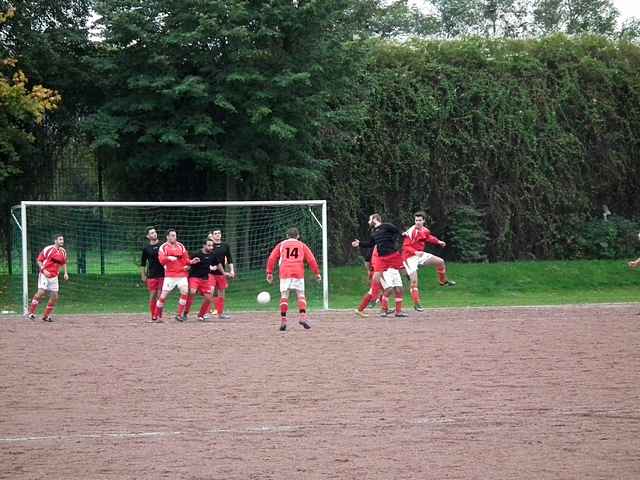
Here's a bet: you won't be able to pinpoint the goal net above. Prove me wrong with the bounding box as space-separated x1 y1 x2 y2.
9 201 328 315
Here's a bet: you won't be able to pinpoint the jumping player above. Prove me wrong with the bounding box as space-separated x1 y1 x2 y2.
352 214 408 318
208 229 235 319
403 211 456 311
156 229 190 322
140 227 164 321
185 238 224 321
27 234 68 322
266 227 321 331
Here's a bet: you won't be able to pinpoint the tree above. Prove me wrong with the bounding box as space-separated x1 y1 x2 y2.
533 0 619 36
427 0 622 38
0 1 92 269
618 16 640 41
87 0 421 201
0 0 98 197
0 7 60 188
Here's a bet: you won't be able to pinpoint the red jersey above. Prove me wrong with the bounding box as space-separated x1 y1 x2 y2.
158 241 190 277
37 245 67 278
402 225 441 260
266 239 320 279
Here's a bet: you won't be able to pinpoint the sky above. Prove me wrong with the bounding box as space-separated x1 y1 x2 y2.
612 0 640 20
409 0 640 21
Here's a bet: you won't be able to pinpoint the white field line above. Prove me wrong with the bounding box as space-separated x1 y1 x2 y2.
2 408 637 444
0 425 306 443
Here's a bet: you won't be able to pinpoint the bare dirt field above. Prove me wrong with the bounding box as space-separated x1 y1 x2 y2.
1 304 639 479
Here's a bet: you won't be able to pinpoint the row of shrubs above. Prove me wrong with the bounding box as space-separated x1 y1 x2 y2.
444 206 639 262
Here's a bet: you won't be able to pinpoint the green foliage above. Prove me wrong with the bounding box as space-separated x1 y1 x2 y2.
328 35 640 262
428 0 627 38
447 205 489 262
0 4 63 198
577 216 640 259
0 0 96 268
87 0 417 202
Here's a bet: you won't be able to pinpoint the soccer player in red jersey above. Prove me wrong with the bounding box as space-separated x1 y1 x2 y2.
266 227 321 331
156 229 191 322
207 229 235 319
140 227 165 321
403 211 456 311
185 238 224 321
352 214 408 318
27 234 69 322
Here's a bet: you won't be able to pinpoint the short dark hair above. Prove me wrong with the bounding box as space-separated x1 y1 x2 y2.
287 227 299 239
370 213 382 223
211 229 222 235
414 211 426 220
146 226 156 235
53 233 64 241
166 228 176 236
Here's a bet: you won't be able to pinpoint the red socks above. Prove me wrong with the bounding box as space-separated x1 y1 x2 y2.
410 287 420 305
280 297 289 314
198 300 210 318
437 265 447 284
297 296 307 312
395 297 403 314
29 297 39 315
216 297 225 315
358 292 372 311
43 303 55 318
177 294 188 316
184 295 195 315
381 296 389 312
148 298 157 317
155 299 165 318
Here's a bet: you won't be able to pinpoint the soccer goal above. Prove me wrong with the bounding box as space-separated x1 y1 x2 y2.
9 201 329 315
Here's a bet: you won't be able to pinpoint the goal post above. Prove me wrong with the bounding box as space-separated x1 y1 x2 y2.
12 200 329 315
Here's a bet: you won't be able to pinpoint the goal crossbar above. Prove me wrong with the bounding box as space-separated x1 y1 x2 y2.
20 200 326 207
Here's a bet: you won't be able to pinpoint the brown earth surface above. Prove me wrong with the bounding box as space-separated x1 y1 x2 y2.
1 305 639 479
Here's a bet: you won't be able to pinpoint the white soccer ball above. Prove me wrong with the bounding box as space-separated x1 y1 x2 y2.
257 291 271 304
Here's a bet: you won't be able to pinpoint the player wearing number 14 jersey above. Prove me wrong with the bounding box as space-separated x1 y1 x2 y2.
266 227 321 331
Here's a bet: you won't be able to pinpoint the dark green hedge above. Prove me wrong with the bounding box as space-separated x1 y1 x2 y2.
324 35 640 263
